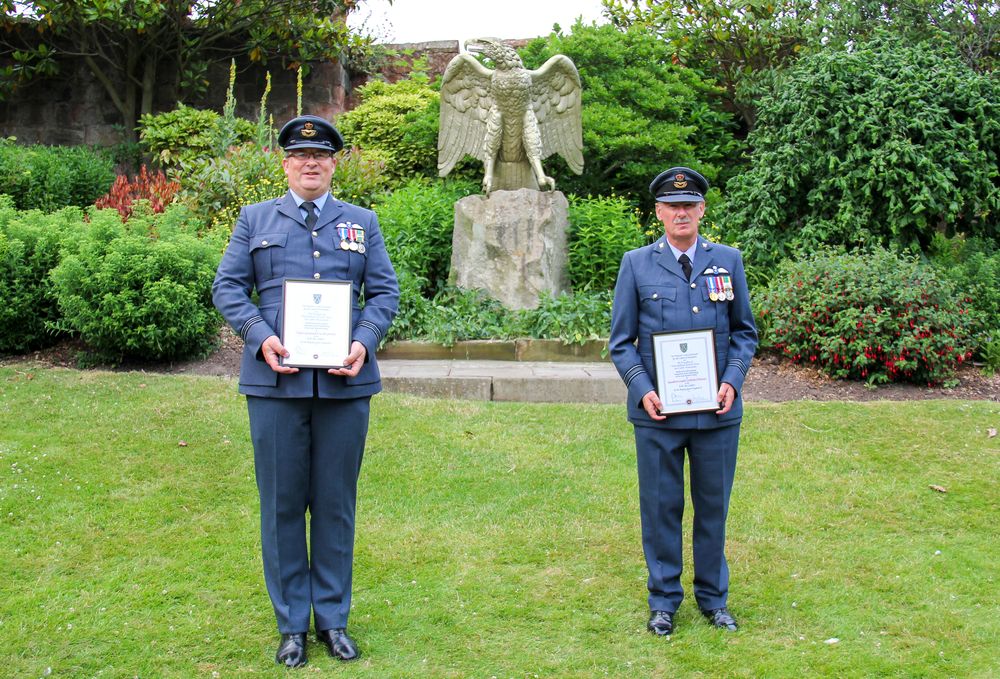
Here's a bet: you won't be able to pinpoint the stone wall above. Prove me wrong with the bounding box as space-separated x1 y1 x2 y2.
0 39 547 149
0 41 464 148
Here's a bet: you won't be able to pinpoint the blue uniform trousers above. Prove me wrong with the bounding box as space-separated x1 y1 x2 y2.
634 423 739 613
247 394 370 634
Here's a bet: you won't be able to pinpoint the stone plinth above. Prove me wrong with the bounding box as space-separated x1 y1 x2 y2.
449 189 569 309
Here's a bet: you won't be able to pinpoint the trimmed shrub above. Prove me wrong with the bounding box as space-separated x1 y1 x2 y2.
337 77 441 181
0 197 81 353
567 195 645 291
757 248 976 386
0 138 115 212
138 104 256 170
50 204 222 362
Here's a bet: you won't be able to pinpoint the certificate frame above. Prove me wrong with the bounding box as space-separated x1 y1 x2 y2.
651 328 720 415
280 279 352 369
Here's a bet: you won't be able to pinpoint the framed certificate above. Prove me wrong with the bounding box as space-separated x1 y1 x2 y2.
280 279 353 369
651 328 720 415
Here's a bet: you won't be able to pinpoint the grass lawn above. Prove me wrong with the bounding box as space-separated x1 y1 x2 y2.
1 365 998 678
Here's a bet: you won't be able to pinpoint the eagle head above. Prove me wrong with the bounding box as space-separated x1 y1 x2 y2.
464 37 523 71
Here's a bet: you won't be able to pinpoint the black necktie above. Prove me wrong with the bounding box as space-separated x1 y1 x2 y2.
678 253 692 281
301 201 317 230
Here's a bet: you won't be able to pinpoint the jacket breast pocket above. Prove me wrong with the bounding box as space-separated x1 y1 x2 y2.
639 284 676 329
249 232 288 282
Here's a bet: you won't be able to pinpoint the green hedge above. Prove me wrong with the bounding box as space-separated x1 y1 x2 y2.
0 138 115 212
0 197 82 353
50 204 223 362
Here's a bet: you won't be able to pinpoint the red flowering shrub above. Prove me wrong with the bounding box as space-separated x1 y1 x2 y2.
757 248 976 386
94 166 179 220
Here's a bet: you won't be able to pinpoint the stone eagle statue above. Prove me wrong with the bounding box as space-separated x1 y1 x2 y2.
438 38 584 195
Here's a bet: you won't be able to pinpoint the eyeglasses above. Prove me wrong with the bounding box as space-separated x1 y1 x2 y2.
286 150 334 161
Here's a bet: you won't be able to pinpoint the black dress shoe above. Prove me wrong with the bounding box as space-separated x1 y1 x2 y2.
275 632 308 667
701 607 738 631
647 610 674 636
317 628 360 661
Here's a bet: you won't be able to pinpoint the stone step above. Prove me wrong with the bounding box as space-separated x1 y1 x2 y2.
378 359 626 404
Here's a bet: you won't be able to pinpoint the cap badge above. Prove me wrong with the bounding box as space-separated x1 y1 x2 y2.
301 122 317 138
673 173 688 189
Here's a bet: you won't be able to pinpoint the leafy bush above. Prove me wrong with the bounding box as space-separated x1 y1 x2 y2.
94 166 180 220
376 178 477 295
337 77 442 181
515 290 612 345
520 21 741 206
49 204 222 362
138 103 256 170
927 234 1000 364
0 197 81 353
567 195 645 290
177 144 291 233
720 36 1000 276
758 248 976 386
387 284 612 347
179 143 389 234
0 138 115 212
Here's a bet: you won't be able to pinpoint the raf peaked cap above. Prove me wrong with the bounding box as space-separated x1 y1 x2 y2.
650 167 709 203
278 115 344 153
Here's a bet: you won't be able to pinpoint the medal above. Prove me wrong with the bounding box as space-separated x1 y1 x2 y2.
349 242 359 251
708 277 719 302
341 240 350 250
723 275 734 300
358 243 366 254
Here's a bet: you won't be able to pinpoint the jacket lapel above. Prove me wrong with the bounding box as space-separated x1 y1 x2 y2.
653 237 691 283
276 191 304 226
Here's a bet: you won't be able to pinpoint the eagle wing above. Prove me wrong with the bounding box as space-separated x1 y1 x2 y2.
529 55 584 174
438 53 493 176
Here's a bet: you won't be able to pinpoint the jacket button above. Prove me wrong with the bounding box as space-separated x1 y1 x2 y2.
690 282 696 289
261 240 268 246
312 231 318 237
692 306 700 313
313 251 320 258
652 293 658 299
313 273 321 279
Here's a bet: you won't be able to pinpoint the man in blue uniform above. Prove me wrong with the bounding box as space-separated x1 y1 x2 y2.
610 167 757 636
213 115 399 667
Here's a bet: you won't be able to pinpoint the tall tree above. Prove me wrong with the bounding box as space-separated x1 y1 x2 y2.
602 0 998 131
0 1 380 141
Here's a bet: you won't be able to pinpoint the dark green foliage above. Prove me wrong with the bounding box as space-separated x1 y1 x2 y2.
49 204 222 363
386 285 612 347
515 291 612 345
927 234 1000 366
337 78 443 182
0 197 81 353
519 21 741 207
567 195 645 291
757 248 977 386
376 178 478 296
0 139 115 212
720 37 1000 277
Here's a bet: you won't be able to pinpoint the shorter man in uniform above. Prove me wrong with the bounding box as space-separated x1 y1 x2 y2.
610 167 757 635
213 115 399 666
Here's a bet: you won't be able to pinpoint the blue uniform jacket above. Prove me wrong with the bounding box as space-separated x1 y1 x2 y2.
213 191 399 398
610 235 757 429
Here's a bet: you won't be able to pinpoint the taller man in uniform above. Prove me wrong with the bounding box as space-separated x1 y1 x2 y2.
610 167 757 635
213 116 399 667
